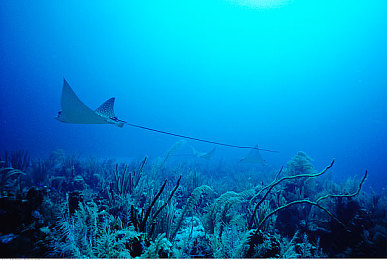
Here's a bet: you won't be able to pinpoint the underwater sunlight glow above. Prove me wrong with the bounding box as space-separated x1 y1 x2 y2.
233 0 291 9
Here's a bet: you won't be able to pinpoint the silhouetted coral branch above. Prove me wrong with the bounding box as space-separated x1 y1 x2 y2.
257 199 347 231
257 170 368 232
248 160 335 229
316 170 368 203
148 175 182 239
152 175 182 221
249 166 284 208
134 156 147 187
140 179 168 233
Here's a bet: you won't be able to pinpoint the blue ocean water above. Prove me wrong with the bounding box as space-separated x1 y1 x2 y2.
1 0 386 191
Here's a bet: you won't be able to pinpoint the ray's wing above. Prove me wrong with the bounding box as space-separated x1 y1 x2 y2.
201 147 216 160
191 146 216 160
240 145 267 165
191 146 199 157
60 79 107 124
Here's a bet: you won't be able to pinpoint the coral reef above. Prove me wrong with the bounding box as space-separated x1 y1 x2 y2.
0 150 385 258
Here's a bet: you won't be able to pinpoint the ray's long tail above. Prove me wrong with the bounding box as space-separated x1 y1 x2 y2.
123 121 279 153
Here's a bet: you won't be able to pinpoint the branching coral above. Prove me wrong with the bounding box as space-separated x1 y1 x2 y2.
233 229 281 258
94 228 143 258
130 175 181 242
0 166 26 197
5 148 383 258
140 233 173 258
286 151 316 175
112 156 147 196
247 159 368 232
31 159 51 185
1 150 30 171
171 185 214 241
248 159 335 229
50 200 143 258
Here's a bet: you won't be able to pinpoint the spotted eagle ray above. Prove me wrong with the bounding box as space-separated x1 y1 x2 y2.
56 79 279 153
56 79 127 127
240 145 267 166
192 146 216 160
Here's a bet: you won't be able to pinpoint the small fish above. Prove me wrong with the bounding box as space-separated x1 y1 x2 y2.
35 182 57 192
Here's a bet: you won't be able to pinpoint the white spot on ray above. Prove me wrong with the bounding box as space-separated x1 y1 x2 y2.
95 98 117 119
